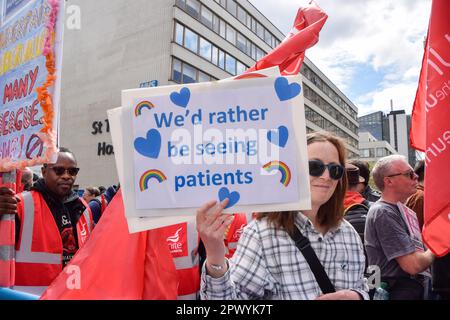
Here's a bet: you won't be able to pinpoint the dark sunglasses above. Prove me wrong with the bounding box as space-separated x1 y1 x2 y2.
309 160 345 180
50 166 80 176
387 170 416 180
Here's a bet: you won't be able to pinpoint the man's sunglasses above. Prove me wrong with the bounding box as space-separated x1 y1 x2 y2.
49 166 80 176
309 160 345 180
387 170 416 180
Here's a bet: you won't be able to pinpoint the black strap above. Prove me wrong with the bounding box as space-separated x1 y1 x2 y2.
290 226 336 294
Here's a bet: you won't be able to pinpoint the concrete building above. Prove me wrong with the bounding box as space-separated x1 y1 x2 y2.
60 0 360 187
359 132 397 163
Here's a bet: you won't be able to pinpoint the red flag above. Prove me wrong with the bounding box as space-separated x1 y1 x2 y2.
410 0 450 257
40 190 179 299
246 1 328 76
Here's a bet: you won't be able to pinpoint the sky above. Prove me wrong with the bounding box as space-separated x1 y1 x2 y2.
250 0 432 117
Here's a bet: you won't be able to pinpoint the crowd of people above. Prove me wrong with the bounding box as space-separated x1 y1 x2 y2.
0 131 448 300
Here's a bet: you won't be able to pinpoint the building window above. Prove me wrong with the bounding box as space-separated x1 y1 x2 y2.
225 53 236 75
186 0 200 19
256 22 264 39
377 148 385 157
226 0 237 16
183 63 197 84
237 6 247 25
211 46 218 65
172 58 182 83
176 0 186 9
218 50 225 69
236 61 246 75
236 33 247 53
200 6 213 29
199 37 212 61
219 20 226 38
184 28 198 52
212 14 220 33
198 71 210 83
175 23 184 45
226 24 236 45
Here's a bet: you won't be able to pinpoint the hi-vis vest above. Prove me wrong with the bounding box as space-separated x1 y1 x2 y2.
13 191 94 296
224 213 254 259
163 220 199 300
0 171 18 287
95 194 108 216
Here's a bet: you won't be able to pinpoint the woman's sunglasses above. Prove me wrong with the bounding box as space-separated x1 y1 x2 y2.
309 160 344 180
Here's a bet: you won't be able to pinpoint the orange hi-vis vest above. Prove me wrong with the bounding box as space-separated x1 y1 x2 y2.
162 220 200 300
13 191 94 296
95 194 108 215
224 212 254 259
0 171 19 288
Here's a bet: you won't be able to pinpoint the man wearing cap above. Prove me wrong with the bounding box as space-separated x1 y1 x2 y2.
343 164 370 244
349 160 381 202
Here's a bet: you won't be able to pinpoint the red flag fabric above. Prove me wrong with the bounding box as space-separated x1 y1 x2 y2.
40 190 179 299
411 0 450 257
245 1 328 76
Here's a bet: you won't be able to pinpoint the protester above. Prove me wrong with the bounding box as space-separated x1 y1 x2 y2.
20 168 34 192
343 164 370 245
349 160 380 202
197 132 368 300
90 185 118 224
405 160 425 230
0 148 94 296
82 186 101 203
365 155 434 300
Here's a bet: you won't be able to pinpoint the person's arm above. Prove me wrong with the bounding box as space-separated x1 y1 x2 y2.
396 250 435 275
0 187 19 215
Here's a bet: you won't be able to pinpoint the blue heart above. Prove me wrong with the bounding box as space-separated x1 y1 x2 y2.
267 126 289 148
170 88 191 108
274 77 301 101
134 129 161 159
218 187 240 209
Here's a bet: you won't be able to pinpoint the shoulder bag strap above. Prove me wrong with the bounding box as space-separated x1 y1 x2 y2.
290 226 336 294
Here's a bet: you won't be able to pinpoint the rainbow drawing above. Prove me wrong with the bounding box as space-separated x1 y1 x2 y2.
139 169 167 191
263 161 291 187
135 101 155 116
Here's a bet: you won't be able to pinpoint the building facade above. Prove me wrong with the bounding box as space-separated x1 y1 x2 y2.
359 132 397 163
60 0 359 187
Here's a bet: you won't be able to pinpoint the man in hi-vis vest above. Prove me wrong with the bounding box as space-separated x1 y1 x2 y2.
0 148 94 296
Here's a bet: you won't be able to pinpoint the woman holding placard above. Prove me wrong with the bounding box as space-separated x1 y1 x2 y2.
197 132 368 300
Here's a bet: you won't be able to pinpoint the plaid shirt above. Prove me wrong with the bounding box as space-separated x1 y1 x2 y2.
201 213 369 300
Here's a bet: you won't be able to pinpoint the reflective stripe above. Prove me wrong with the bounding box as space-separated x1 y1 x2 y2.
12 286 46 296
15 193 61 265
178 292 198 300
172 221 198 270
82 209 92 233
0 214 15 222
0 245 14 261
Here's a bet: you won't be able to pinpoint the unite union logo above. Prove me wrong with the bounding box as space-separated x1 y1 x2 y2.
167 227 183 243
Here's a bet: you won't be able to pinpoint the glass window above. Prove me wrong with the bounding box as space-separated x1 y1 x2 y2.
172 59 182 83
226 24 236 44
186 0 200 19
200 6 213 29
256 22 264 39
237 6 247 24
226 0 237 16
219 0 226 7
198 71 210 83
212 15 220 33
256 47 264 61
199 38 212 61
251 17 257 33
183 63 196 84
246 14 252 29
225 53 236 75
236 61 246 75
219 20 226 38
184 28 198 52
264 30 272 46
377 148 385 157
176 0 185 9
211 46 218 65
236 33 247 53
175 23 184 45
251 43 256 60
218 50 225 69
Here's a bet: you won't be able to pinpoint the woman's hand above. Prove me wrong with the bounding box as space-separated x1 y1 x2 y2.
316 290 362 300
196 199 235 277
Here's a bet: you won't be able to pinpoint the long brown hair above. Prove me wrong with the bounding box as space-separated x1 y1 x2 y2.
256 131 348 235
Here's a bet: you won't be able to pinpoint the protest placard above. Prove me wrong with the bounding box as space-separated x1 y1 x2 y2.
0 0 64 171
